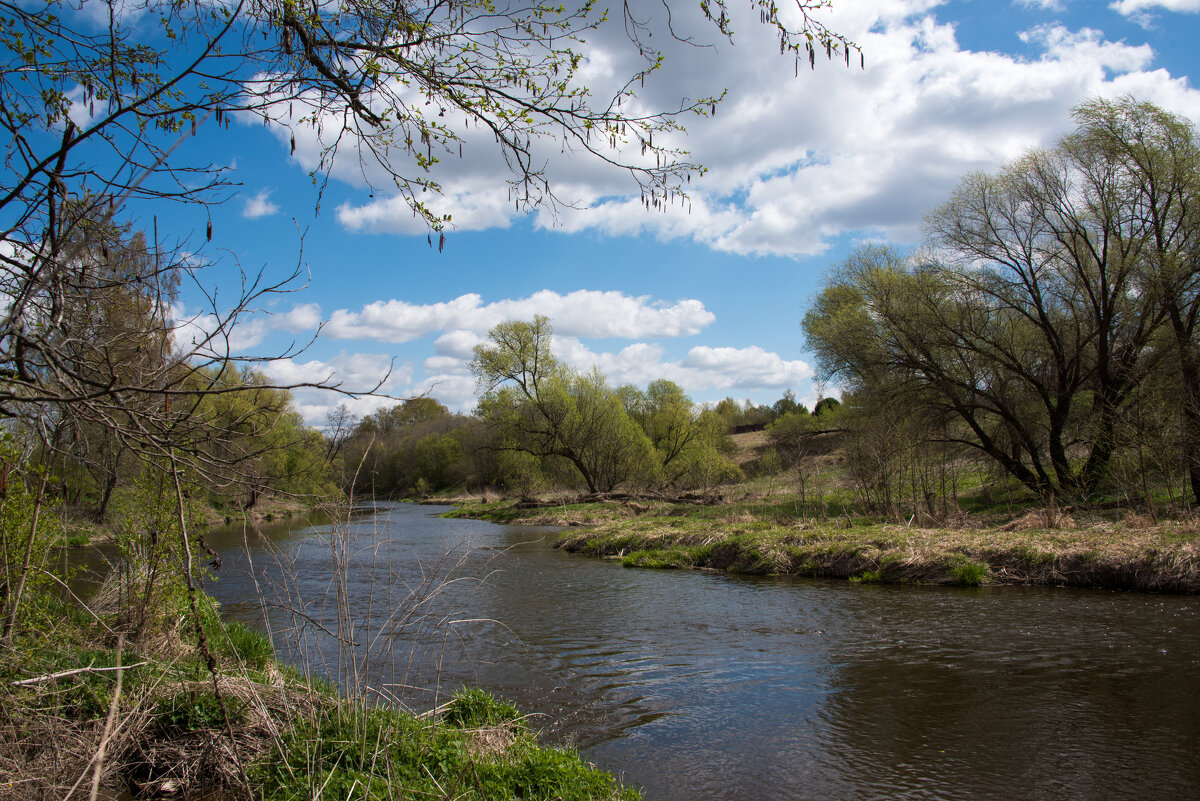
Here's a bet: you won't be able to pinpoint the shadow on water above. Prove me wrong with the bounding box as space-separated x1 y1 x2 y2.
90 502 1200 801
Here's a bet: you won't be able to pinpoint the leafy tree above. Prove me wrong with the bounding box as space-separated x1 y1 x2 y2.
472 317 656 494
626 381 740 488
1068 97 1200 504
772 389 803 418
805 99 1200 501
190 367 334 508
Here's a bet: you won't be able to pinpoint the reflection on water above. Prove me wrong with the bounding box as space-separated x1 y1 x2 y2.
192 503 1199 801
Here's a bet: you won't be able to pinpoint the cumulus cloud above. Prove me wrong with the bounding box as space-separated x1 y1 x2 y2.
550 336 812 397
243 189 281 219
272 302 322 333
259 352 416 425
1016 0 1066 10
259 352 407 393
337 184 514 234
1110 0 1200 15
168 300 326 357
170 305 270 356
324 290 715 342
266 1 1200 258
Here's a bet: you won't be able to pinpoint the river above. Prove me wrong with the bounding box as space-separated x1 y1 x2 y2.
194 502 1198 801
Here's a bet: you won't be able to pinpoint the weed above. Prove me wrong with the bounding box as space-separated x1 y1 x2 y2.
155 692 242 731
222 620 275 670
951 560 989 586
849 570 884 584
444 686 522 728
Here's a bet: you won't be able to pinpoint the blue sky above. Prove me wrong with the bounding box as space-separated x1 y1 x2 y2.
151 0 1200 425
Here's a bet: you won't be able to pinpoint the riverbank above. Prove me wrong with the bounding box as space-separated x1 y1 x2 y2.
0 592 640 800
445 498 1200 592
57 494 321 549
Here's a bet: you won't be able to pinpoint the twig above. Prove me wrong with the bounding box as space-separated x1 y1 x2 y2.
88 636 124 801
11 661 148 687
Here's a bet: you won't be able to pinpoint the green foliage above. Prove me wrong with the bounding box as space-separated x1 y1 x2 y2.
107 469 208 641
156 692 242 732
256 696 640 801
443 686 522 728
473 319 658 494
951 560 989 587
849 570 884 584
338 398 473 498
221 620 275 670
194 367 336 508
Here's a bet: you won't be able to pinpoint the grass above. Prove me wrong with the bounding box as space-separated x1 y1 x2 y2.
448 487 1200 591
254 686 639 801
561 516 1200 590
0 586 639 801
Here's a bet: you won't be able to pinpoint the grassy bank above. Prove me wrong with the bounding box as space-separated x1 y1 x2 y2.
447 496 1200 592
0 591 639 800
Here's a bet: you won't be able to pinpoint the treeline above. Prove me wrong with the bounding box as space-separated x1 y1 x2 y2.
334 318 812 500
0 207 334 528
801 97 1200 513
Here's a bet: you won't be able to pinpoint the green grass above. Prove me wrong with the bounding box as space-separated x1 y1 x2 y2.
221 619 276 670
849 570 884 584
950 559 990 586
2 580 640 801
443 686 522 728
255 687 641 801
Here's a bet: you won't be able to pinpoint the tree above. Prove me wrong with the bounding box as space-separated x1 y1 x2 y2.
805 99 1199 502
622 379 740 488
1 0 858 467
471 317 656 494
772 389 802 418
1069 97 1200 504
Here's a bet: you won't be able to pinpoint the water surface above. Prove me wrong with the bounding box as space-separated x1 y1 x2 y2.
198 503 1200 801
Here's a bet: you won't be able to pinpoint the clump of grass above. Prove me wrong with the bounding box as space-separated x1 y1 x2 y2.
255 689 641 801
221 620 275 670
849 569 884 584
154 691 243 731
950 559 989 587
443 686 522 728
622 549 689 569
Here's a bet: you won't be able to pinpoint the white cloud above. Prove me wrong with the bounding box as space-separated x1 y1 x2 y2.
259 352 407 393
324 290 715 342
273 302 322 333
423 355 469 374
1110 0 1200 15
243 189 280 219
551 336 812 396
1020 25 1155 72
169 301 322 357
170 304 269 356
260 353 415 425
434 329 486 358
265 1 1200 259
1016 0 1066 10
337 184 513 234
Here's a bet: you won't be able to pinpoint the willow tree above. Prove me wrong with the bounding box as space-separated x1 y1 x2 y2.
1069 98 1200 504
805 98 1198 502
471 317 656 494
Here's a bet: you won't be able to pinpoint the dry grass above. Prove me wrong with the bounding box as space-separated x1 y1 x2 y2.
461 724 520 760
0 664 326 801
557 512 1200 592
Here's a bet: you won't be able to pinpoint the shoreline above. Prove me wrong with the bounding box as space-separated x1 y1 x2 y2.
445 499 1200 593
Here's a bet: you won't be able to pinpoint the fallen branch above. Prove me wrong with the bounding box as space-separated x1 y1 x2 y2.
11 661 149 687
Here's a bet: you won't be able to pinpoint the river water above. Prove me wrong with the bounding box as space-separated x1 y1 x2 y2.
194 502 1199 800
